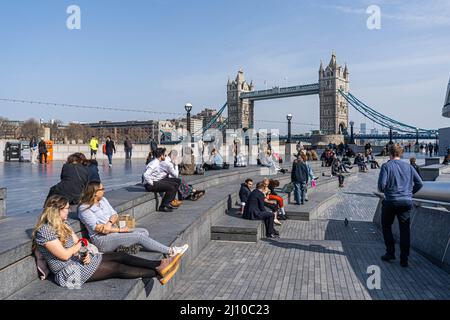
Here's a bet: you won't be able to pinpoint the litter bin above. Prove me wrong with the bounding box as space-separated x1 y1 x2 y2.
4 142 21 162
45 141 54 162
19 141 31 162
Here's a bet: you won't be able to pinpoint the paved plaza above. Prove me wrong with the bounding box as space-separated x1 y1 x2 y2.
169 168 450 300
1 159 147 216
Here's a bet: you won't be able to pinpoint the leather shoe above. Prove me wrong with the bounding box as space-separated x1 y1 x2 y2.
159 206 173 213
381 254 396 261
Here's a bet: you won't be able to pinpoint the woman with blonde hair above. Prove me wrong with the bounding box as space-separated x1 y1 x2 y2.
32 195 181 288
78 182 188 257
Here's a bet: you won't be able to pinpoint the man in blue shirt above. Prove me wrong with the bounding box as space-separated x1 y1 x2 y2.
378 144 423 267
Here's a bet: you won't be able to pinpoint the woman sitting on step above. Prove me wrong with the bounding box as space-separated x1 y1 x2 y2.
32 195 182 288
78 182 189 257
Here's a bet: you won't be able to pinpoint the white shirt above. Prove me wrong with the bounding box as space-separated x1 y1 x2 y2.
161 157 179 179
78 198 117 239
143 158 167 185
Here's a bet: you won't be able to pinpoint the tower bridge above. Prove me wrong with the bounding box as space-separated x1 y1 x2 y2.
227 53 350 139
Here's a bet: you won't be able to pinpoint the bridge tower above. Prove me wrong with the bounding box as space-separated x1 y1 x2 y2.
319 53 350 135
227 69 255 130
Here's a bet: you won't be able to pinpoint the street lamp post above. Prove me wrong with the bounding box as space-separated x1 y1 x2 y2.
185 103 193 148
415 128 419 145
389 127 393 144
349 121 355 144
287 114 293 144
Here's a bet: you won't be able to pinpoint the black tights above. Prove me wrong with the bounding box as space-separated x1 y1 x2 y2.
87 252 161 282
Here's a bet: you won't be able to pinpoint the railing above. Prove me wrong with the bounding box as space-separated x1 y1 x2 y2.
0 188 5 219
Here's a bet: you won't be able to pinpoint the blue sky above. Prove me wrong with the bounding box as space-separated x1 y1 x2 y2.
0 0 449 134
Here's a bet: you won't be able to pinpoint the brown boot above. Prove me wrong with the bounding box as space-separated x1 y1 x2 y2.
170 199 182 207
155 253 182 277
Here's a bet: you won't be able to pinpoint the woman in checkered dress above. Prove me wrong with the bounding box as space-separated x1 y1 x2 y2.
32 195 182 288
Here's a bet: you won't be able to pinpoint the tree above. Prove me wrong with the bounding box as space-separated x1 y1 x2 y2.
65 123 90 143
19 119 43 139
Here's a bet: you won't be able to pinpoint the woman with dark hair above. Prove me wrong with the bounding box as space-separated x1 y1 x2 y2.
78 182 189 257
46 153 90 205
32 195 182 288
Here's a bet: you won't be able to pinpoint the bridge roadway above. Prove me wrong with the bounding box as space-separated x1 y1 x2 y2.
169 169 450 300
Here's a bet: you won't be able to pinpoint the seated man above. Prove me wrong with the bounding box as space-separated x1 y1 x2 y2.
143 148 181 212
354 153 368 172
162 150 205 202
243 182 279 238
203 148 224 171
238 179 253 214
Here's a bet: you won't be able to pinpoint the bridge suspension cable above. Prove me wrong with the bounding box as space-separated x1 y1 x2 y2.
0 98 184 116
338 90 437 134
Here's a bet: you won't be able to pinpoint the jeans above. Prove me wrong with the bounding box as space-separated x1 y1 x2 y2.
125 148 132 159
107 154 113 165
381 200 412 260
92 228 170 254
294 182 307 204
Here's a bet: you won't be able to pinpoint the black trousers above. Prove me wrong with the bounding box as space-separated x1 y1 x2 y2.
39 152 47 164
256 211 275 237
145 178 181 207
381 200 412 260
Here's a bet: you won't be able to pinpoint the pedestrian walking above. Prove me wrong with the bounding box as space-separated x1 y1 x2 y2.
378 144 423 268
29 136 38 164
124 137 133 160
38 138 48 164
104 136 116 167
89 136 99 159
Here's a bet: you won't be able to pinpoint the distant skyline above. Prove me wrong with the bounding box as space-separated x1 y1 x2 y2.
1 0 449 134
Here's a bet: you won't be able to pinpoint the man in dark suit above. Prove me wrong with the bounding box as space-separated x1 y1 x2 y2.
243 182 279 238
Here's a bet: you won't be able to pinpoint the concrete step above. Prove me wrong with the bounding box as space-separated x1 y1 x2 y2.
211 210 264 243
285 191 339 221
3 165 286 300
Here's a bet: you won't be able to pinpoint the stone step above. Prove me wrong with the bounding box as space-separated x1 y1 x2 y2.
211 210 264 243
3 165 287 300
285 191 339 221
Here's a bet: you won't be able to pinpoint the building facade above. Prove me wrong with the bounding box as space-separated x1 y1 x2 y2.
87 120 159 144
319 53 350 135
227 69 255 130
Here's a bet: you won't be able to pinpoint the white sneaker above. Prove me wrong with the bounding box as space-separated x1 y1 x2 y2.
170 244 189 257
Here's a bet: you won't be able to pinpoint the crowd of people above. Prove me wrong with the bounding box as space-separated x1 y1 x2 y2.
26 136 450 290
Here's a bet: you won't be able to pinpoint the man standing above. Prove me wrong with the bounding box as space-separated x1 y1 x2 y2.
124 136 133 160
38 138 48 164
378 144 423 267
291 154 309 205
29 137 38 164
105 136 116 167
428 142 434 158
89 136 99 159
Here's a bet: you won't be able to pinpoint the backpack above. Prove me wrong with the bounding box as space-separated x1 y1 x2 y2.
195 164 205 175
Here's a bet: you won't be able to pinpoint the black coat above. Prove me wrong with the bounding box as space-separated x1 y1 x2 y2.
239 183 251 204
243 189 270 220
47 163 89 204
291 160 309 183
38 140 47 154
105 140 116 155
